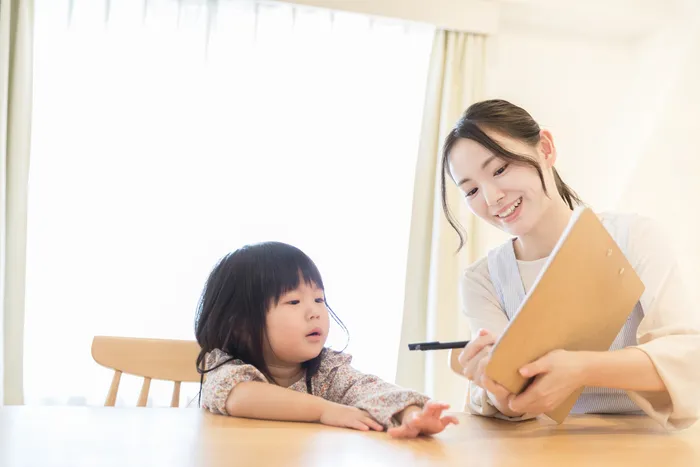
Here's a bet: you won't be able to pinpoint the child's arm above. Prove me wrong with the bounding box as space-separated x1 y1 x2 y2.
329 369 427 427
201 353 383 431
225 381 383 431
225 381 326 421
321 352 456 435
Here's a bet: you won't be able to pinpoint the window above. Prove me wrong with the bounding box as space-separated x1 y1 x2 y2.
25 0 434 406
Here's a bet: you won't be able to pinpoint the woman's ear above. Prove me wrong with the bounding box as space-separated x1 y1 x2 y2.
539 129 557 167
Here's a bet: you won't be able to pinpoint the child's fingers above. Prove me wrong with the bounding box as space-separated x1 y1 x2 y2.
426 401 450 411
425 400 450 409
425 401 449 418
422 401 439 415
442 416 460 427
349 420 370 431
363 417 384 431
427 406 442 419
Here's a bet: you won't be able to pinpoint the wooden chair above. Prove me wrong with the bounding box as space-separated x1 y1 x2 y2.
91 336 202 407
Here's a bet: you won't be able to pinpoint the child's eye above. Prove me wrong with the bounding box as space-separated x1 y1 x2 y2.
287 300 300 305
315 298 325 303
465 187 478 198
494 164 509 176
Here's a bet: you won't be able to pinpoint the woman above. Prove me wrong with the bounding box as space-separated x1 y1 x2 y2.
442 99 700 430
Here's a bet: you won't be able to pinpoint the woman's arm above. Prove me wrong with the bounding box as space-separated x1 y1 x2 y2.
458 262 537 421
580 347 665 392
624 215 700 428
507 346 666 415
511 215 700 427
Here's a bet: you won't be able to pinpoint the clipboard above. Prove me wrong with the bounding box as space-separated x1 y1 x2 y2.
483 207 645 424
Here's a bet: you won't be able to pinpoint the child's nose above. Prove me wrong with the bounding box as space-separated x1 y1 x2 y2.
307 306 320 320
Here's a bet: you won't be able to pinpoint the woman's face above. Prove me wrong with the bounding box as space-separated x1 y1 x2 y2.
447 129 559 238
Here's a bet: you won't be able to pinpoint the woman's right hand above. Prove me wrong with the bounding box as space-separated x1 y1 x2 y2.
458 329 498 385
459 329 523 417
319 402 384 432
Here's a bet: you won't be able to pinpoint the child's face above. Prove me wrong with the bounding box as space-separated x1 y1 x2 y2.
447 129 558 238
264 280 330 365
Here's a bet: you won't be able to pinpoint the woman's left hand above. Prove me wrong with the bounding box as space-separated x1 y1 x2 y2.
387 402 459 439
506 349 589 415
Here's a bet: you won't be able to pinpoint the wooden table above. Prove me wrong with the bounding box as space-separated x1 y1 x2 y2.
2 407 699 466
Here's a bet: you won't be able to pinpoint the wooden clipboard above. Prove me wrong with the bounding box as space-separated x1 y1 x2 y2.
483 207 645 423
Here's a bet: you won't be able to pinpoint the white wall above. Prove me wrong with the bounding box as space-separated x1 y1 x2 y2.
485 32 644 209
466 6 695 259
468 28 643 256
617 13 700 304
479 7 700 304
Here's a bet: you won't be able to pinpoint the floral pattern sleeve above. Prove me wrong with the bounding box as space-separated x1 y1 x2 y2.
201 349 268 415
316 351 430 428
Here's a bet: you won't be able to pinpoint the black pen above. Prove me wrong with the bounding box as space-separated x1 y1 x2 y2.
408 340 469 351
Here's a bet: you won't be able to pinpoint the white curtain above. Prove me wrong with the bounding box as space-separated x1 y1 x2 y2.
395 30 486 410
25 0 434 406
1 0 33 406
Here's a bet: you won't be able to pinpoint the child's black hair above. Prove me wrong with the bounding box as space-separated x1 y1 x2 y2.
194 241 347 404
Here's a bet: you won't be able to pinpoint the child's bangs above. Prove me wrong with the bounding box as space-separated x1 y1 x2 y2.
266 247 325 305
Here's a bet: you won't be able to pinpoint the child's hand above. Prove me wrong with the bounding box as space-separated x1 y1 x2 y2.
387 402 459 439
319 402 384 432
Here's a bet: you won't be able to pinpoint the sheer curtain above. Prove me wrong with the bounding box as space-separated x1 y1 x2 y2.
1 0 34 406
25 0 434 406
395 30 486 409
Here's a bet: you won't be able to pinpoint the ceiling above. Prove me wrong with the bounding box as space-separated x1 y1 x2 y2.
495 0 694 41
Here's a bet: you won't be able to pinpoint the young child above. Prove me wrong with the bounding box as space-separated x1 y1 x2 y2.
194 241 458 438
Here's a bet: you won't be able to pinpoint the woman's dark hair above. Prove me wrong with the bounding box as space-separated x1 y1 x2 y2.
194 241 347 396
440 99 582 251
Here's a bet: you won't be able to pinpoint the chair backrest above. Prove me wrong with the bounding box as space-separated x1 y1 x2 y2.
91 336 201 407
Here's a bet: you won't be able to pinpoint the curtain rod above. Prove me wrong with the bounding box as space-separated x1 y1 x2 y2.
265 0 500 35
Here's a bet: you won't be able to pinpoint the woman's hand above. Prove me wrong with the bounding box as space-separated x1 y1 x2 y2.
459 329 497 383
387 402 459 439
506 349 588 415
458 329 521 417
319 402 385 432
